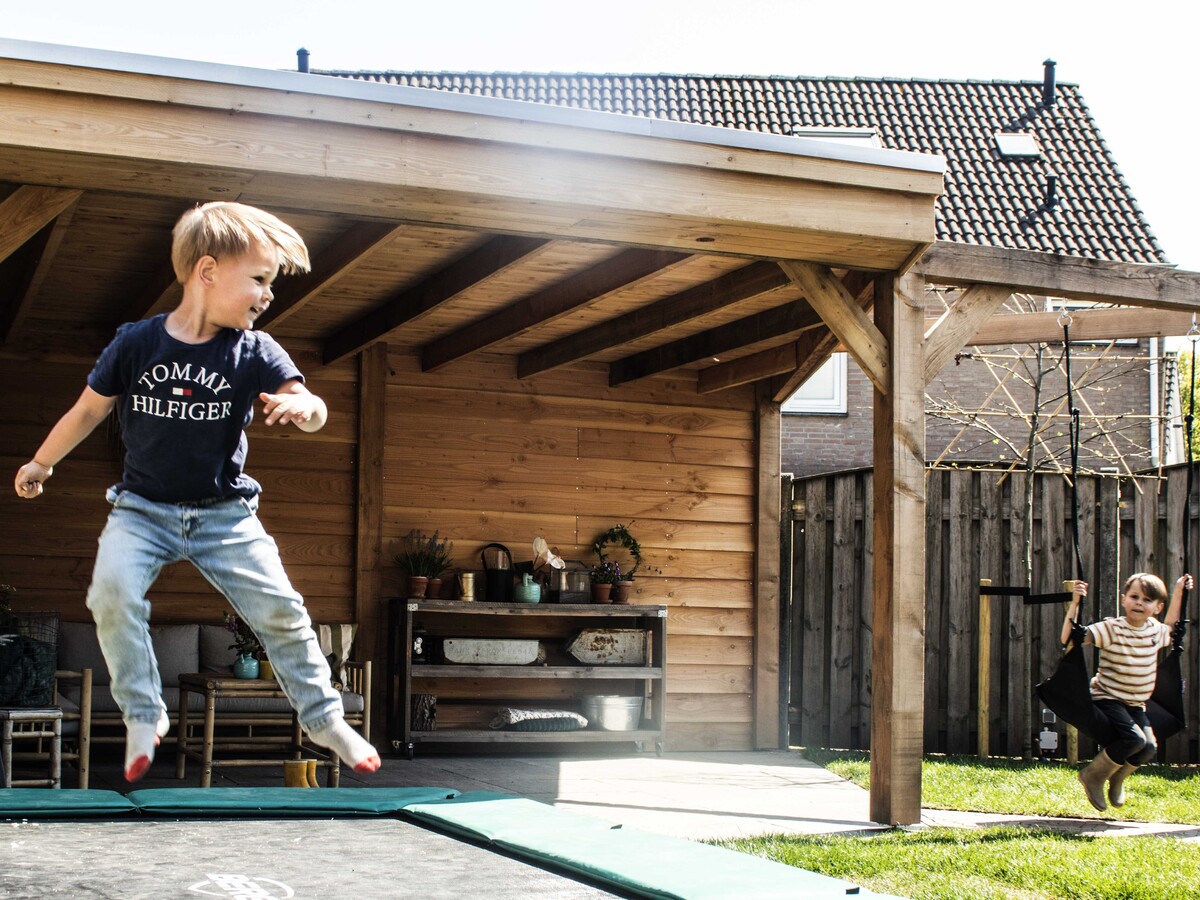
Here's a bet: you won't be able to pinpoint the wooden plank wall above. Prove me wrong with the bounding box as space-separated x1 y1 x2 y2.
0 340 360 627
789 466 1200 763
2 339 761 752
382 351 758 752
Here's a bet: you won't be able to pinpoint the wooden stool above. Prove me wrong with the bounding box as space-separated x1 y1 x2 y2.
0 707 63 788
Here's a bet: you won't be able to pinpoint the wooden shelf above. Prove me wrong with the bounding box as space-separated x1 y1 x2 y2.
404 729 662 744
388 598 667 759
411 664 663 679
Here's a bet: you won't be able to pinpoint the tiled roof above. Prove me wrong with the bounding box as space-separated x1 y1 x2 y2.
319 70 1165 264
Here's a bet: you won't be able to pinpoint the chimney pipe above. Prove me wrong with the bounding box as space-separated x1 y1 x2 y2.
1043 58 1056 107
297 48 310 74
1046 174 1058 208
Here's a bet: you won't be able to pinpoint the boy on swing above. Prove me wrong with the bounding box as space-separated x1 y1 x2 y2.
1064 572 1190 811
13 202 381 781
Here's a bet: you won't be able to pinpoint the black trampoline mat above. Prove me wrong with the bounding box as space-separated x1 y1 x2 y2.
2 818 618 899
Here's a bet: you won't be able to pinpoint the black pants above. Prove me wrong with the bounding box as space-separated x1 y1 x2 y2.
1093 699 1157 765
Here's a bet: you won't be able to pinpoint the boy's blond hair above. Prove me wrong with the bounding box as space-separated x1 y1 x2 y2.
171 202 311 283
1122 572 1168 606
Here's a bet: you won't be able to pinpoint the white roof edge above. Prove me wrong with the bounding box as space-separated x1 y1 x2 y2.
0 38 945 176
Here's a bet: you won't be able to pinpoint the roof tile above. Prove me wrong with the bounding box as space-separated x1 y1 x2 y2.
319 70 1165 264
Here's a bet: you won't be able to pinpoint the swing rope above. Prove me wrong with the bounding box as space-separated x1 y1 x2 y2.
986 312 1086 606
1061 310 1085 582
1175 318 1198 651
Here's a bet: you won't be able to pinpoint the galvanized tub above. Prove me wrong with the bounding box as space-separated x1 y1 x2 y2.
581 694 644 731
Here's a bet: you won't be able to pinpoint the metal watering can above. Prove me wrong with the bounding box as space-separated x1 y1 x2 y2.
480 542 513 603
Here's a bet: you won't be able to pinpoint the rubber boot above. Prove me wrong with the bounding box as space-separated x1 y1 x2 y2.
306 759 320 788
284 760 311 787
1078 750 1121 811
1108 762 1137 808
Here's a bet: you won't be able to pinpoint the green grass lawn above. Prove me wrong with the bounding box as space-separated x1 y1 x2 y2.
715 752 1200 900
804 749 1200 824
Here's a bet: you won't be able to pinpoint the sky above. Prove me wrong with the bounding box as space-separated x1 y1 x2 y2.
3 1 1198 271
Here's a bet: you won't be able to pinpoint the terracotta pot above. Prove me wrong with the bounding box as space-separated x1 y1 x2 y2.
427 578 444 599
407 575 429 599
590 583 613 604
612 580 634 603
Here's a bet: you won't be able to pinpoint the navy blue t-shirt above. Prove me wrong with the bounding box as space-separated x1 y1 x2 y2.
87 315 303 502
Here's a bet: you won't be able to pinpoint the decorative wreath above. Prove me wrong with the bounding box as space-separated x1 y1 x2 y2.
592 524 644 579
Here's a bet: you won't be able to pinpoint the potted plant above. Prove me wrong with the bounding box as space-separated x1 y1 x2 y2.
589 560 621 604
395 529 454 599
223 612 263 679
592 524 648 603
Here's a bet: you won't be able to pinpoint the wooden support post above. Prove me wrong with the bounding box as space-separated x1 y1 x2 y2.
978 579 991 760
355 343 388 746
870 272 926 825
754 385 783 749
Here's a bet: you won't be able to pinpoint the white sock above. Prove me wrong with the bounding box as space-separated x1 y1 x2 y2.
124 713 169 782
307 719 381 773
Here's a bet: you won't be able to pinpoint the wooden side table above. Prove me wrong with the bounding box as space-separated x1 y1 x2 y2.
175 673 340 788
0 707 62 788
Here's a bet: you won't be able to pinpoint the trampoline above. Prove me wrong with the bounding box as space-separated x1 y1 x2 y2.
0 788 904 899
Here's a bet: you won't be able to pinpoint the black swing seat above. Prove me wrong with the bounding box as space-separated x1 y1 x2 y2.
1036 624 1187 743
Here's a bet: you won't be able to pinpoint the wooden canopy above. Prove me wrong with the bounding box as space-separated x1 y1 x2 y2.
4 40 1198 826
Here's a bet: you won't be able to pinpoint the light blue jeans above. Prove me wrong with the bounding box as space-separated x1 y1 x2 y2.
86 488 343 735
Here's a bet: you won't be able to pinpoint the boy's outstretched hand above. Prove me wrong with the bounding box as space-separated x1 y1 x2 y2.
14 460 52 499
259 389 326 433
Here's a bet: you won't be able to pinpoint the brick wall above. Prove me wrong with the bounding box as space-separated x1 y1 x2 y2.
782 341 1154 477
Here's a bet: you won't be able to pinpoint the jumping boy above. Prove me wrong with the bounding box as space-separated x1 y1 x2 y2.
1064 572 1190 810
13 202 381 781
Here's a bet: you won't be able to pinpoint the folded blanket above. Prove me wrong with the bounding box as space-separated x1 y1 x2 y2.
489 707 588 731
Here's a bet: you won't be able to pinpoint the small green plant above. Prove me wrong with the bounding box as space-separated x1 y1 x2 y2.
395 529 454 578
590 560 622 585
592 524 646 579
223 612 263 658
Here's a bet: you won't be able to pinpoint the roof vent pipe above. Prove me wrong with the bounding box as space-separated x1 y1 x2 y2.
1046 174 1058 208
297 48 310 73
1043 58 1056 107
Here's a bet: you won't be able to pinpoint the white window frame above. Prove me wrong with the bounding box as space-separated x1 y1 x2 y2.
782 353 848 415
995 132 1042 158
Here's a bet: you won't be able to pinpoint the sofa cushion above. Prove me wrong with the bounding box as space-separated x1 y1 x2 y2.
65 684 362 717
199 624 234 673
151 625 200 686
59 622 109 685
58 623 201 687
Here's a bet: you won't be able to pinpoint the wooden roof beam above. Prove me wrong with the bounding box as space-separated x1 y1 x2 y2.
422 248 689 372
779 260 890 394
517 260 790 378
923 284 1012 385
949 307 1197 348
324 234 549 366
0 185 82 265
914 241 1200 311
259 221 402 331
0 197 78 343
609 300 823 386
698 271 873 395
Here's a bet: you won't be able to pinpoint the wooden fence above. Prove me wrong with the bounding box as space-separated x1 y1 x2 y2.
786 464 1200 762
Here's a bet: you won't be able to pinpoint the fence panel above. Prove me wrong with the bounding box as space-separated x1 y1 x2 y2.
788 465 1197 761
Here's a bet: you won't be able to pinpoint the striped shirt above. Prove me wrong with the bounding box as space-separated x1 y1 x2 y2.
1086 616 1172 707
